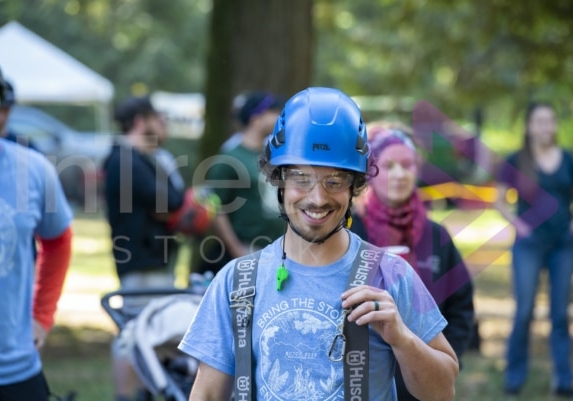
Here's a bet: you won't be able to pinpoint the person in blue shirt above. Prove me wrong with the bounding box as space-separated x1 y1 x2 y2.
0 79 40 151
179 87 458 401
0 66 73 401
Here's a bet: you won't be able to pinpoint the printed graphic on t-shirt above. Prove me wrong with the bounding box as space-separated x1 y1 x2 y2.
257 298 344 400
0 199 17 277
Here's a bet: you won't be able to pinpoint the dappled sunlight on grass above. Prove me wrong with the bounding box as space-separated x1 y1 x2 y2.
457 351 555 401
69 213 116 276
71 212 110 236
456 352 505 400
73 236 110 254
43 326 114 400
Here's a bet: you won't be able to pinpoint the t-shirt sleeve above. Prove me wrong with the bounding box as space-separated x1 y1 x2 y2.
205 153 248 206
178 262 236 375
374 253 447 344
35 157 73 239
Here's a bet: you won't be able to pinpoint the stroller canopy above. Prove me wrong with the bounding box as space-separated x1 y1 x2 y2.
130 293 203 396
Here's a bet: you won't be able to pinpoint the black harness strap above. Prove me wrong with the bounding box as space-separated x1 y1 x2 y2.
230 251 260 401
231 241 384 401
343 240 385 401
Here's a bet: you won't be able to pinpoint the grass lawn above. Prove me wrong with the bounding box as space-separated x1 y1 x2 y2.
41 208 565 400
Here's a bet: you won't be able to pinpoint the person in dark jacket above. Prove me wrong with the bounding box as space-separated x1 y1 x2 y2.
103 95 185 401
351 122 475 401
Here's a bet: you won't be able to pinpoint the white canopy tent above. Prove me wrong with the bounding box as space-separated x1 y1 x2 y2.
0 21 114 131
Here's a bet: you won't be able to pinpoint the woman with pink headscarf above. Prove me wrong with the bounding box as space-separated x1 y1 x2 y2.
351 123 475 401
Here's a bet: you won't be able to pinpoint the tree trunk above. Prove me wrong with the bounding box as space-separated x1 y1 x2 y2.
199 0 314 162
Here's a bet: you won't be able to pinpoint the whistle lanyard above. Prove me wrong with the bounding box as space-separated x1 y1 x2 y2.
231 241 384 401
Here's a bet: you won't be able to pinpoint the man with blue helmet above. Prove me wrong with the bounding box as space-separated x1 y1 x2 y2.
179 87 458 401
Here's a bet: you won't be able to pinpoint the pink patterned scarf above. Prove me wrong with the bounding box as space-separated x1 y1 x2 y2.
364 189 427 269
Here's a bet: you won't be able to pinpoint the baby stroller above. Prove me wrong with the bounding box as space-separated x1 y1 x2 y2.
101 288 203 401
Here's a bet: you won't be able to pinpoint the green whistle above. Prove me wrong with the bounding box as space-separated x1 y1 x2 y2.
276 264 289 291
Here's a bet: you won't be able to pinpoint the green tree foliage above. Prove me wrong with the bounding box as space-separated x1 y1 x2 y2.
314 0 573 124
0 0 210 100
3 0 573 140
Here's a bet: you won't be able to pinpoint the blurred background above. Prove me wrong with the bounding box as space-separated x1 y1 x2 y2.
2 0 573 190
1 1 573 400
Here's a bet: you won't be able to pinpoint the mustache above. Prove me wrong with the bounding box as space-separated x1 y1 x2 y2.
297 202 336 211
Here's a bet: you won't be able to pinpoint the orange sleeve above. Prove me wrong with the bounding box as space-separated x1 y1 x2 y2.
33 227 73 331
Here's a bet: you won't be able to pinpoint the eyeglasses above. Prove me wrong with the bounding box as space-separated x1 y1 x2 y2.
281 168 355 193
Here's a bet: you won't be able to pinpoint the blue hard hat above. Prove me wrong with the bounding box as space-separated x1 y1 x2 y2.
267 87 369 173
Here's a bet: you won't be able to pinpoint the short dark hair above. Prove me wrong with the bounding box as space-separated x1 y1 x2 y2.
0 67 6 104
1 80 15 108
518 102 556 181
236 91 283 126
114 96 156 133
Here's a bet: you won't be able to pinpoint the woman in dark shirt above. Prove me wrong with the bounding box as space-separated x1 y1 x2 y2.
352 123 475 401
495 103 573 397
